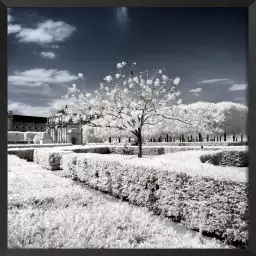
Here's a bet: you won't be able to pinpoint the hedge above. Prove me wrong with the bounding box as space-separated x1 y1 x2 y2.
34 146 231 171
61 153 248 247
108 146 246 155
8 148 35 162
34 146 110 171
200 150 248 167
146 142 248 147
34 149 74 171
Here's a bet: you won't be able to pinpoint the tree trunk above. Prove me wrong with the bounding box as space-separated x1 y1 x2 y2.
137 129 142 158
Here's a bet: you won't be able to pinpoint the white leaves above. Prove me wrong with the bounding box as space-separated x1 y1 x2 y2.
117 63 123 69
128 78 133 84
115 73 121 79
154 78 160 87
162 75 168 81
167 93 176 101
78 73 83 80
146 79 153 85
63 62 185 137
173 77 181 85
117 61 127 69
104 75 113 83
177 99 182 105
133 77 139 83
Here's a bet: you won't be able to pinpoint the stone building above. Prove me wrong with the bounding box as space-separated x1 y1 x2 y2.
8 111 47 132
47 112 82 145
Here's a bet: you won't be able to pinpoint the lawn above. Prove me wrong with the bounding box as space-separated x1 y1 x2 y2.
8 154 230 248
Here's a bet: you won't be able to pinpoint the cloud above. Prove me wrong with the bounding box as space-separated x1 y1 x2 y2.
8 24 22 34
8 8 13 23
51 44 59 48
189 88 202 93
8 19 76 45
8 83 55 97
8 101 54 117
116 7 129 25
229 84 247 91
8 14 12 23
40 51 56 59
8 68 79 87
198 78 232 84
233 97 245 102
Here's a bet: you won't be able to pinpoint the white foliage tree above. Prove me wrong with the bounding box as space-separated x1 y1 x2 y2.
148 101 248 142
62 62 191 157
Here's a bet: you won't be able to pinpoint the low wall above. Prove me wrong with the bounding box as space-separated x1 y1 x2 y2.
8 143 72 149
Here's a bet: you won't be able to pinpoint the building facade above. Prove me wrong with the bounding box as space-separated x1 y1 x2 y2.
8 111 47 132
47 112 82 145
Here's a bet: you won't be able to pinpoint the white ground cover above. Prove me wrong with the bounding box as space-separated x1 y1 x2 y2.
8 154 230 248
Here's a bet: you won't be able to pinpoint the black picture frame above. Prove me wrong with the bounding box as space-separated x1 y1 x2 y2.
1 1 255 256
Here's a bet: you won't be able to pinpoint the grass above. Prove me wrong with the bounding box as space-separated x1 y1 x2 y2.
8 154 231 248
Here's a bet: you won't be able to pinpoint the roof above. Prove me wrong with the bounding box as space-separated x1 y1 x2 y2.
11 115 48 123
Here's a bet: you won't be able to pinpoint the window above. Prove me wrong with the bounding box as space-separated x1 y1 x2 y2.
16 126 18 129
35 127 37 129
29 127 31 129
41 127 43 130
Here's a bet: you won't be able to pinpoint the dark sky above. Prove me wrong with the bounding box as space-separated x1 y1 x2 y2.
8 7 248 117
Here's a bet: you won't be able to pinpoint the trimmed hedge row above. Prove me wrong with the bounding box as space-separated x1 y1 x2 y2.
200 150 248 167
108 146 230 155
9 145 247 171
34 149 73 171
61 153 248 247
8 148 35 162
146 142 248 147
34 146 226 170
34 146 110 171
